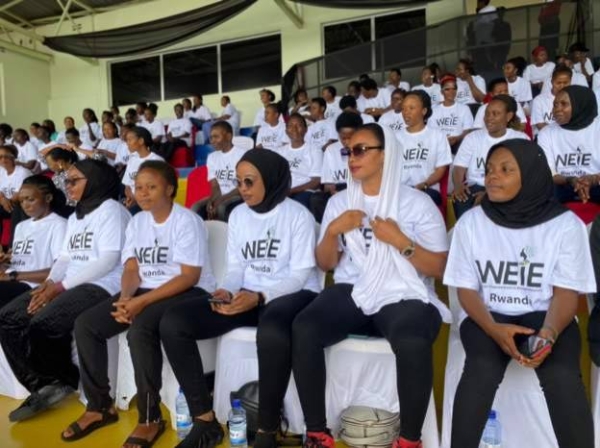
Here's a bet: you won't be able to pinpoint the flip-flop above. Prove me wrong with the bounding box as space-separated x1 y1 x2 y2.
61 410 119 442
123 420 166 448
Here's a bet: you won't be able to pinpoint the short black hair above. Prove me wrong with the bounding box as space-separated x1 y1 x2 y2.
287 113 308 128
552 64 573 80
390 68 402 76
65 128 80 138
47 147 78 165
405 90 433 121
339 95 357 110
360 78 378 91
0 144 18 158
128 126 153 148
14 128 29 140
458 58 476 75
22 174 67 216
487 77 508 93
311 97 327 110
260 89 276 102
211 120 233 135
265 103 280 115
335 112 363 131
323 85 337 97
137 160 178 198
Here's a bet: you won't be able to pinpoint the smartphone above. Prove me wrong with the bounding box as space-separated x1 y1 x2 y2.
519 335 552 358
208 297 229 304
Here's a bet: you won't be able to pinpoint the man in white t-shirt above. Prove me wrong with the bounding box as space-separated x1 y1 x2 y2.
141 108 165 147
202 95 240 142
531 65 572 133
385 68 411 93
166 103 192 148
193 121 245 222
255 104 288 151
189 94 212 130
306 98 337 152
338 95 375 125
359 78 391 118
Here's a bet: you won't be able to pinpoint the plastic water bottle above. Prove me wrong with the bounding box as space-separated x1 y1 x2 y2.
229 399 248 448
175 387 192 440
480 410 501 448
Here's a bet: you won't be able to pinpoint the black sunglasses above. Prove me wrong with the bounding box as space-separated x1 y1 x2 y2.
341 144 383 158
234 177 255 189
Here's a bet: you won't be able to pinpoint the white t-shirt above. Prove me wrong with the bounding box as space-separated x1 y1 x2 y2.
96 138 122 166
325 97 343 121
386 81 411 93
321 141 348 185
15 141 37 164
306 119 336 151
523 62 556 85
359 89 391 112
36 141 54 170
412 83 442 104
454 128 530 186
256 122 288 151
360 113 375 124
531 92 555 127
62 199 131 295
122 152 165 191
378 110 406 135
167 118 192 147
573 58 594 75
542 72 587 94
398 127 452 190
221 103 240 132
538 118 600 177
122 204 216 291
142 120 165 143
192 105 212 122
277 143 323 188
79 122 102 148
115 141 133 166
207 146 247 195
593 70 600 91
253 107 285 127
456 75 486 104
428 103 474 137
507 76 533 104
444 207 595 322
473 102 527 129
11 213 67 287
320 187 447 305
222 198 320 295
0 165 31 199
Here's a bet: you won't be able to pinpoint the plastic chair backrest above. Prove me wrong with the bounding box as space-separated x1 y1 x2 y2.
206 220 228 286
185 166 211 208
232 136 254 151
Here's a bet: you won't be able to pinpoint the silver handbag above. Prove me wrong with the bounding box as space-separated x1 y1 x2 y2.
339 406 401 448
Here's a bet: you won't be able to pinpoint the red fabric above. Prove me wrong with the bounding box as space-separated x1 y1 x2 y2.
0 219 11 248
185 166 212 208
565 202 600 225
170 146 194 168
524 116 534 140
439 167 449 221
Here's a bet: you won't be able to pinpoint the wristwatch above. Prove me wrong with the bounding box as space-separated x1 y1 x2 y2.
8 271 18 281
400 240 416 259
257 292 266 307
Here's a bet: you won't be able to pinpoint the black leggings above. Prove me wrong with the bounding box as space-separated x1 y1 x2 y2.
159 290 316 431
0 281 31 309
74 287 206 422
292 284 442 441
451 312 593 448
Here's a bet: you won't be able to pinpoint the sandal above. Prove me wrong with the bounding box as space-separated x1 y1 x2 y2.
61 409 119 442
123 419 166 448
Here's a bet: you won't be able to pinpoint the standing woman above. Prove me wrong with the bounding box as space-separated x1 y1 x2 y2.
61 161 215 446
0 160 130 422
444 139 595 448
79 108 101 148
159 149 320 448
398 90 452 206
293 124 450 448
428 75 474 154
538 85 600 204
452 95 529 220
0 176 67 309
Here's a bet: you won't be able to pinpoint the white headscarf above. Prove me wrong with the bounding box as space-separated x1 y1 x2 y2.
344 124 449 320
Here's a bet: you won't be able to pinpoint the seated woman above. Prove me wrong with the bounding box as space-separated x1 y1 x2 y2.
0 145 32 244
428 75 474 154
79 108 101 149
0 175 67 309
61 160 215 446
94 121 122 165
278 113 323 209
538 85 600 204
398 90 452 206
412 65 442 105
454 59 486 106
56 116 75 144
159 149 319 448
255 104 287 151
0 160 130 422
452 95 529 220
444 139 595 448
379 88 407 138
293 123 450 448
504 57 533 114
531 65 571 134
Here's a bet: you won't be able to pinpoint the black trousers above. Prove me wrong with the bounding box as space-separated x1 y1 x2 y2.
451 312 593 448
292 284 442 441
159 290 316 431
0 283 109 392
452 184 486 220
74 287 206 422
0 281 31 309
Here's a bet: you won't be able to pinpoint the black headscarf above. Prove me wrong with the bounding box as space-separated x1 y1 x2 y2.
480 139 567 229
73 159 120 220
237 149 291 214
560 85 598 131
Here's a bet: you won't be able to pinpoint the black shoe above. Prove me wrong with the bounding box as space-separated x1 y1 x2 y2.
176 418 224 448
9 382 74 422
254 431 278 448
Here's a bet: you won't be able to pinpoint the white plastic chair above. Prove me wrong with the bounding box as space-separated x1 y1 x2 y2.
232 136 254 151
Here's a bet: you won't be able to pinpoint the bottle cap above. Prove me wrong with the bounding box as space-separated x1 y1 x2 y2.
232 399 242 408
489 410 497 419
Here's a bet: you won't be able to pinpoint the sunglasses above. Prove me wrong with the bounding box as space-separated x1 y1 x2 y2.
234 177 255 189
64 177 86 186
341 144 383 158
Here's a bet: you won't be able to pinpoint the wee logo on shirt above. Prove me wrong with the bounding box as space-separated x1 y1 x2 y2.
215 165 235 182
556 147 592 176
331 168 347 183
340 227 374 251
69 226 94 260
12 237 34 256
289 157 303 169
241 227 281 273
543 111 554 122
135 238 169 278
435 114 459 129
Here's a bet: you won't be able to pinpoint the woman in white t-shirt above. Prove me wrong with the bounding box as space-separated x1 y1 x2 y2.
159 149 319 448
453 95 529 220
0 145 33 242
523 46 555 96
379 88 407 139
531 65 572 133
455 59 486 105
504 58 533 114
79 108 101 149
444 139 595 448
412 66 442 105
428 75 474 154
538 85 600 205
293 123 449 448
0 175 67 308
12 128 39 172
0 159 130 422
399 90 452 206
255 104 288 151
62 161 215 445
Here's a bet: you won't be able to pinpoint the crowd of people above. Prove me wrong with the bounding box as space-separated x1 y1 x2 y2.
0 20 599 448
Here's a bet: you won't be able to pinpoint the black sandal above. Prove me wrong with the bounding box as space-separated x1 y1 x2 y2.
61 409 119 442
123 420 166 448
